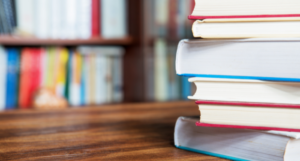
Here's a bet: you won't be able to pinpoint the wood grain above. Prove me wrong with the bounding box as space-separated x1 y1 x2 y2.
0 101 228 161
0 36 133 46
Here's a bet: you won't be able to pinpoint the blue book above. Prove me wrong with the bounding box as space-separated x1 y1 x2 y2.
181 76 191 100
5 48 20 109
176 39 300 82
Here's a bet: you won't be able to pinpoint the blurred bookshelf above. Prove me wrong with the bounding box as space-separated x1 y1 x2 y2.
0 0 195 111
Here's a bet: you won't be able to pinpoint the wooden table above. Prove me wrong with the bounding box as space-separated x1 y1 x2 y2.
0 101 227 160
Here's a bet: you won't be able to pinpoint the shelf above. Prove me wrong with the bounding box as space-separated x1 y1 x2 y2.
0 36 133 46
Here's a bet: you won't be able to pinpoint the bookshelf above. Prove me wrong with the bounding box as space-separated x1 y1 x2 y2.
0 0 194 109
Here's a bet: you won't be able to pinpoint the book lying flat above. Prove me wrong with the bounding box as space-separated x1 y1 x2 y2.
188 77 300 104
176 39 300 82
175 116 300 161
196 100 300 131
192 19 300 38
189 0 300 19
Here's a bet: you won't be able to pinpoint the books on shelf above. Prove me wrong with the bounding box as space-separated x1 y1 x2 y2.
175 116 300 161
1 0 127 39
0 45 124 110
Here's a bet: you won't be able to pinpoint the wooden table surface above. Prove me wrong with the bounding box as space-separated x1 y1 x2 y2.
0 101 227 161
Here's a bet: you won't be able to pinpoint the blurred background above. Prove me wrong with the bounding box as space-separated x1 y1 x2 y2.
0 0 194 110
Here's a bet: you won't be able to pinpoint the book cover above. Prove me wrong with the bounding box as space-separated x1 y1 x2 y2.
0 46 7 110
19 48 33 108
91 0 100 37
5 48 20 109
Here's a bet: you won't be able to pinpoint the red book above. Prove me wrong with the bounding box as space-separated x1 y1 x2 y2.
29 48 41 105
195 100 300 132
19 49 33 108
91 0 100 37
19 48 41 108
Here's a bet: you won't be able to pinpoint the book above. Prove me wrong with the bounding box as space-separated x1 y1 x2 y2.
19 48 33 108
175 116 300 161
49 0 62 39
15 0 35 36
195 100 300 132
188 77 300 104
176 39 300 82
91 0 100 37
5 48 20 109
101 0 127 38
189 0 300 20
154 39 168 101
0 0 10 34
2 0 15 34
35 0 50 38
192 19 300 38
0 46 7 110
77 0 91 39
55 48 69 97
69 51 82 106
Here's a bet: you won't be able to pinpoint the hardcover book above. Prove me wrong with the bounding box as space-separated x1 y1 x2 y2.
175 116 300 161
176 39 300 82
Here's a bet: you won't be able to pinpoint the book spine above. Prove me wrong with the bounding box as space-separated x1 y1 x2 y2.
0 46 7 110
5 48 19 109
15 0 35 36
101 0 127 38
19 48 32 108
77 0 92 39
154 39 168 101
91 0 100 37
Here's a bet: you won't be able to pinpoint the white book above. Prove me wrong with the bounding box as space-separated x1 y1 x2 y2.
35 0 50 38
77 0 91 39
112 56 123 103
101 0 127 38
176 38 300 81
50 0 62 39
154 39 168 101
192 19 300 38
62 0 77 39
0 46 7 110
189 77 300 104
191 0 300 17
175 116 300 161
105 56 113 103
95 55 107 104
15 0 35 36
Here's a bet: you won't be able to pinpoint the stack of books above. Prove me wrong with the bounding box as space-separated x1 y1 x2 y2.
174 0 300 160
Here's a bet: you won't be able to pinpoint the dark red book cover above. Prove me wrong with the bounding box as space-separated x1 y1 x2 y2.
196 100 300 132
91 0 100 37
188 14 300 20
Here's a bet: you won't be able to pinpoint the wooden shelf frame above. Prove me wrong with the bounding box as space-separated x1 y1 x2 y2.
0 36 133 46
